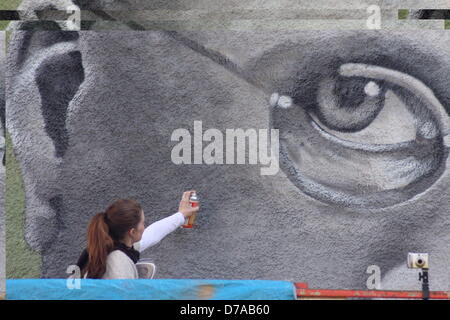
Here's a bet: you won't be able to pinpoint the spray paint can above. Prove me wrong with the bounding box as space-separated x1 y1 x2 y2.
182 192 199 228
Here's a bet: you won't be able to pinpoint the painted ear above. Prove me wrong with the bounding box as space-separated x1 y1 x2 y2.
6 0 84 253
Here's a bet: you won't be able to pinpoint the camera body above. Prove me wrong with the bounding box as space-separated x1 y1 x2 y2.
407 253 429 269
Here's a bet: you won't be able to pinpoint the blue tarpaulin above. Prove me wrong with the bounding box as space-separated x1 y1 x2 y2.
6 279 296 300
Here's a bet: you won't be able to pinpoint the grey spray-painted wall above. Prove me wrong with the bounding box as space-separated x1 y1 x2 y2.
5 0 450 290
0 31 5 295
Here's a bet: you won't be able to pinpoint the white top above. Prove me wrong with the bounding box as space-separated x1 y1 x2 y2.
101 212 185 279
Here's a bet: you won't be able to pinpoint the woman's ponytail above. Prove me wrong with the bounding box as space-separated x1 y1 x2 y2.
81 199 143 278
84 212 114 278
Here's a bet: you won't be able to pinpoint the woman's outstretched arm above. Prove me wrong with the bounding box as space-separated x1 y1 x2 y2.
135 211 185 252
134 190 199 253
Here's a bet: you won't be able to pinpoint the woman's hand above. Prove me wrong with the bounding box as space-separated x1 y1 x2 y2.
178 190 200 218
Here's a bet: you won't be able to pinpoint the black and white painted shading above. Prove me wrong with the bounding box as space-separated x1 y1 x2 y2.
5 0 450 291
260 36 450 209
0 31 5 296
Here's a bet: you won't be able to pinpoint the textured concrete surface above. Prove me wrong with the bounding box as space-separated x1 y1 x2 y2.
5 0 450 291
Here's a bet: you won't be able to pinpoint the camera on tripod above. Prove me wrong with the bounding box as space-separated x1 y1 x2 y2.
407 253 429 269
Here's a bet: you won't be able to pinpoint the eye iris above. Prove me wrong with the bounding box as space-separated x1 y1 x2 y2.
315 76 386 133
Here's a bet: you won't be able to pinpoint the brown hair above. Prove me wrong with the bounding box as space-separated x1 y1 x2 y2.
83 199 142 278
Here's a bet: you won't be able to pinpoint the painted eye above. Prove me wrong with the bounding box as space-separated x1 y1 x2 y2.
270 63 449 209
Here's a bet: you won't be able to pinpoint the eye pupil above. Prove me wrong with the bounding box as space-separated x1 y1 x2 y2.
334 77 369 110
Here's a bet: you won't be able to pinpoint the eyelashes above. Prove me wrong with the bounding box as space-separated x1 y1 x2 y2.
271 62 449 209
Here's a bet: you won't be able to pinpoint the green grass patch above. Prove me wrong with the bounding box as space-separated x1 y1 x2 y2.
5 132 41 278
0 21 10 30
445 20 450 29
398 9 409 20
0 0 22 10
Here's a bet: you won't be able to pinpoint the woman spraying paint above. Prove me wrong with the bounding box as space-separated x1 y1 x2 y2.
76 191 199 279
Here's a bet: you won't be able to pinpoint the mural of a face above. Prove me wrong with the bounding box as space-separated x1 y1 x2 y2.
6 0 450 290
